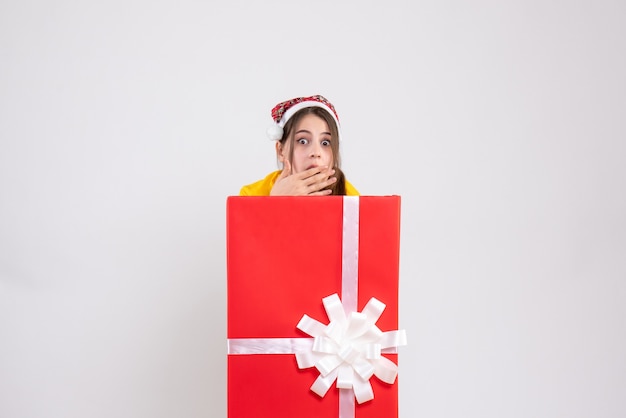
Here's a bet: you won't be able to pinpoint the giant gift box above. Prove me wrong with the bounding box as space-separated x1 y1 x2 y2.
227 196 405 418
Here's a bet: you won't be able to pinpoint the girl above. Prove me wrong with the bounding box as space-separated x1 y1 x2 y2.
239 95 359 196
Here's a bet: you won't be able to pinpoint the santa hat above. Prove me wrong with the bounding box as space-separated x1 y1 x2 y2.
266 95 341 141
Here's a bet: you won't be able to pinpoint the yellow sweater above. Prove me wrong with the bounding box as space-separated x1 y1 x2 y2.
240 170 359 196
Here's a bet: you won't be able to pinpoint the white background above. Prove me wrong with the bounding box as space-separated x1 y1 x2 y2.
1 1 625 417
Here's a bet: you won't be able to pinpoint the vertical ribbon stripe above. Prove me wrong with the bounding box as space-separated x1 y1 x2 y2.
341 196 360 315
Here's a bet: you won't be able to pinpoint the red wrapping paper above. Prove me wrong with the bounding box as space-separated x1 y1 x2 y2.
227 196 401 418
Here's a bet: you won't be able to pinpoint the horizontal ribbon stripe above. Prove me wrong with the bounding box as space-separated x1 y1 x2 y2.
228 338 313 354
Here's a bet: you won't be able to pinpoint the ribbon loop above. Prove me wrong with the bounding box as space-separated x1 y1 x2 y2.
380 330 408 348
297 314 327 337
364 343 382 359
311 370 337 397
345 312 368 339
313 336 339 354
352 358 375 381
323 294 347 325
295 350 320 369
317 354 343 377
336 364 354 389
353 376 374 404
361 297 386 324
373 356 399 384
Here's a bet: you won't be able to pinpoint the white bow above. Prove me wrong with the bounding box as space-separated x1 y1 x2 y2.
295 293 407 404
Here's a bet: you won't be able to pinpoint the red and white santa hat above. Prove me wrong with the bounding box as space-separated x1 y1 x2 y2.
266 95 341 141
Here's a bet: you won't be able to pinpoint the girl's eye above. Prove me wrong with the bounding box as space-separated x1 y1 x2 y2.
321 140 331 146
297 138 309 145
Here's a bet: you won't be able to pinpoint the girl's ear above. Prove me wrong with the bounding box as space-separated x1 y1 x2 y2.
275 141 285 162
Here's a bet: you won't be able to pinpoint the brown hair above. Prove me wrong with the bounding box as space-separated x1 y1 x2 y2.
279 107 347 195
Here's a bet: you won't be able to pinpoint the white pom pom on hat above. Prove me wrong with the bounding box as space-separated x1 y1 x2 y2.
266 124 284 141
266 95 341 141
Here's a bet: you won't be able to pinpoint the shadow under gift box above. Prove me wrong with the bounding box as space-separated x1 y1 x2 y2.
227 196 401 418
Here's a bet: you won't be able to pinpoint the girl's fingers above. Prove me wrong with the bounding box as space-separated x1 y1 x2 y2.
302 167 334 185
276 164 336 195
309 188 333 196
278 160 292 179
306 175 337 194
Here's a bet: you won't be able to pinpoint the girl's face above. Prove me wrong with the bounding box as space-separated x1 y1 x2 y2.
277 113 334 173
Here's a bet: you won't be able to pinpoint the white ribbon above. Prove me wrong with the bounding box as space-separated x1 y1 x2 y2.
341 196 360 314
227 196 407 417
228 338 313 354
295 293 407 404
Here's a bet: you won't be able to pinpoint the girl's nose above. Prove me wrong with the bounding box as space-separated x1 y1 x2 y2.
310 142 321 157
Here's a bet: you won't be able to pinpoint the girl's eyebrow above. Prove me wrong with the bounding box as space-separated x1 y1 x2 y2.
295 129 332 135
